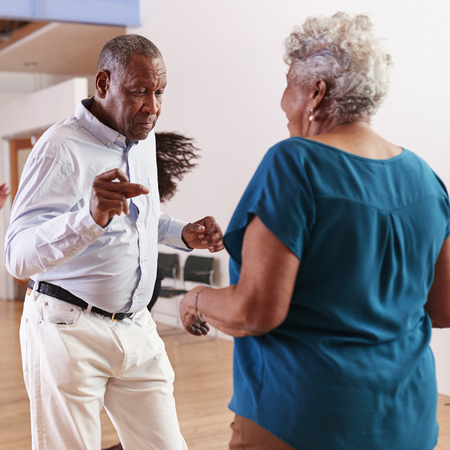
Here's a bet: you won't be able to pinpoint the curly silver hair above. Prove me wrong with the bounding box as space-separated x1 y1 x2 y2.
285 12 393 122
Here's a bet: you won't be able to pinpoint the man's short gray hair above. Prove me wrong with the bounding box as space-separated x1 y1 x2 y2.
285 12 392 122
98 34 162 74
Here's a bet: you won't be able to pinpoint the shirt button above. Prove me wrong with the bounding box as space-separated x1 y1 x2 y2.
107 141 112 146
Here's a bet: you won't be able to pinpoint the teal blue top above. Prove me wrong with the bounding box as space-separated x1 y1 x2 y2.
223 137 450 450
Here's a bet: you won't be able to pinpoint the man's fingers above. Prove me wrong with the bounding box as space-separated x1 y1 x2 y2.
114 182 150 198
185 223 204 235
182 217 224 252
96 168 129 183
90 178 149 226
208 244 225 253
91 178 149 224
93 169 149 198
208 231 223 242
92 189 129 216
203 217 223 240
95 180 149 197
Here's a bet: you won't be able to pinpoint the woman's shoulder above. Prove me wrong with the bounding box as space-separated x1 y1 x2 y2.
265 137 323 163
403 150 449 196
269 136 318 152
264 137 351 177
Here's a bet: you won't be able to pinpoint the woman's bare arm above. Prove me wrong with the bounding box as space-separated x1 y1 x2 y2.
179 215 300 337
425 236 450 328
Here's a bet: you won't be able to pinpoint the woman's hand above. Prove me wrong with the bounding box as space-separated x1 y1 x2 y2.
179 286 210 336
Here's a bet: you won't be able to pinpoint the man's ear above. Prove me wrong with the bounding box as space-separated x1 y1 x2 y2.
95 70 111 99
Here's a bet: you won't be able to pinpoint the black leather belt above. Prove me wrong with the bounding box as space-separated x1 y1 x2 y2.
28 280 133 321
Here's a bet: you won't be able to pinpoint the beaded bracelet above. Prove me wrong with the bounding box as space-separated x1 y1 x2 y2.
195 286 210 323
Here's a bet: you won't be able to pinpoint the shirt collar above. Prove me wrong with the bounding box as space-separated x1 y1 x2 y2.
75 97 129 149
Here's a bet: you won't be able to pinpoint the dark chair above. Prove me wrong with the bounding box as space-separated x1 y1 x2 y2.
158 253 179 283
159 255 214 297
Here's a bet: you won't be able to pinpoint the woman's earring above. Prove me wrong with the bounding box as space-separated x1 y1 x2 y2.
309 109 316 122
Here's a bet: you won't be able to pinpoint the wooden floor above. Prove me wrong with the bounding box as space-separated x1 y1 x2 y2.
1 299 450 449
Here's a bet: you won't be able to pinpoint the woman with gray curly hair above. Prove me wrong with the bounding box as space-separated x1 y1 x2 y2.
180 12 450 449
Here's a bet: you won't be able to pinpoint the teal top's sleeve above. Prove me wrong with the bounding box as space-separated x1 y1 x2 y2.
224 139 314 265
435 174 450 239
444 203 450 239
447 216 450 239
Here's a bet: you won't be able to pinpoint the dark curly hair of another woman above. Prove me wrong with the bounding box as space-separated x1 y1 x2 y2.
155 132 200 202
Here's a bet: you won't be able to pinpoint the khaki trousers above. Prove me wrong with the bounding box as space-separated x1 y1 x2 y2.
20 287 187 450
229 414 295 450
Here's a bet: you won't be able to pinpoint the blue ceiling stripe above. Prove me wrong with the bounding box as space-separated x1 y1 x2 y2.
0 0 140 27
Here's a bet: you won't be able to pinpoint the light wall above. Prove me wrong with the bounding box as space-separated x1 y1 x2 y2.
131 1 450 392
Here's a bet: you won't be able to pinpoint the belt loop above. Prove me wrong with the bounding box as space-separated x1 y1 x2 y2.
31 280 39 301
86 304 93 316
